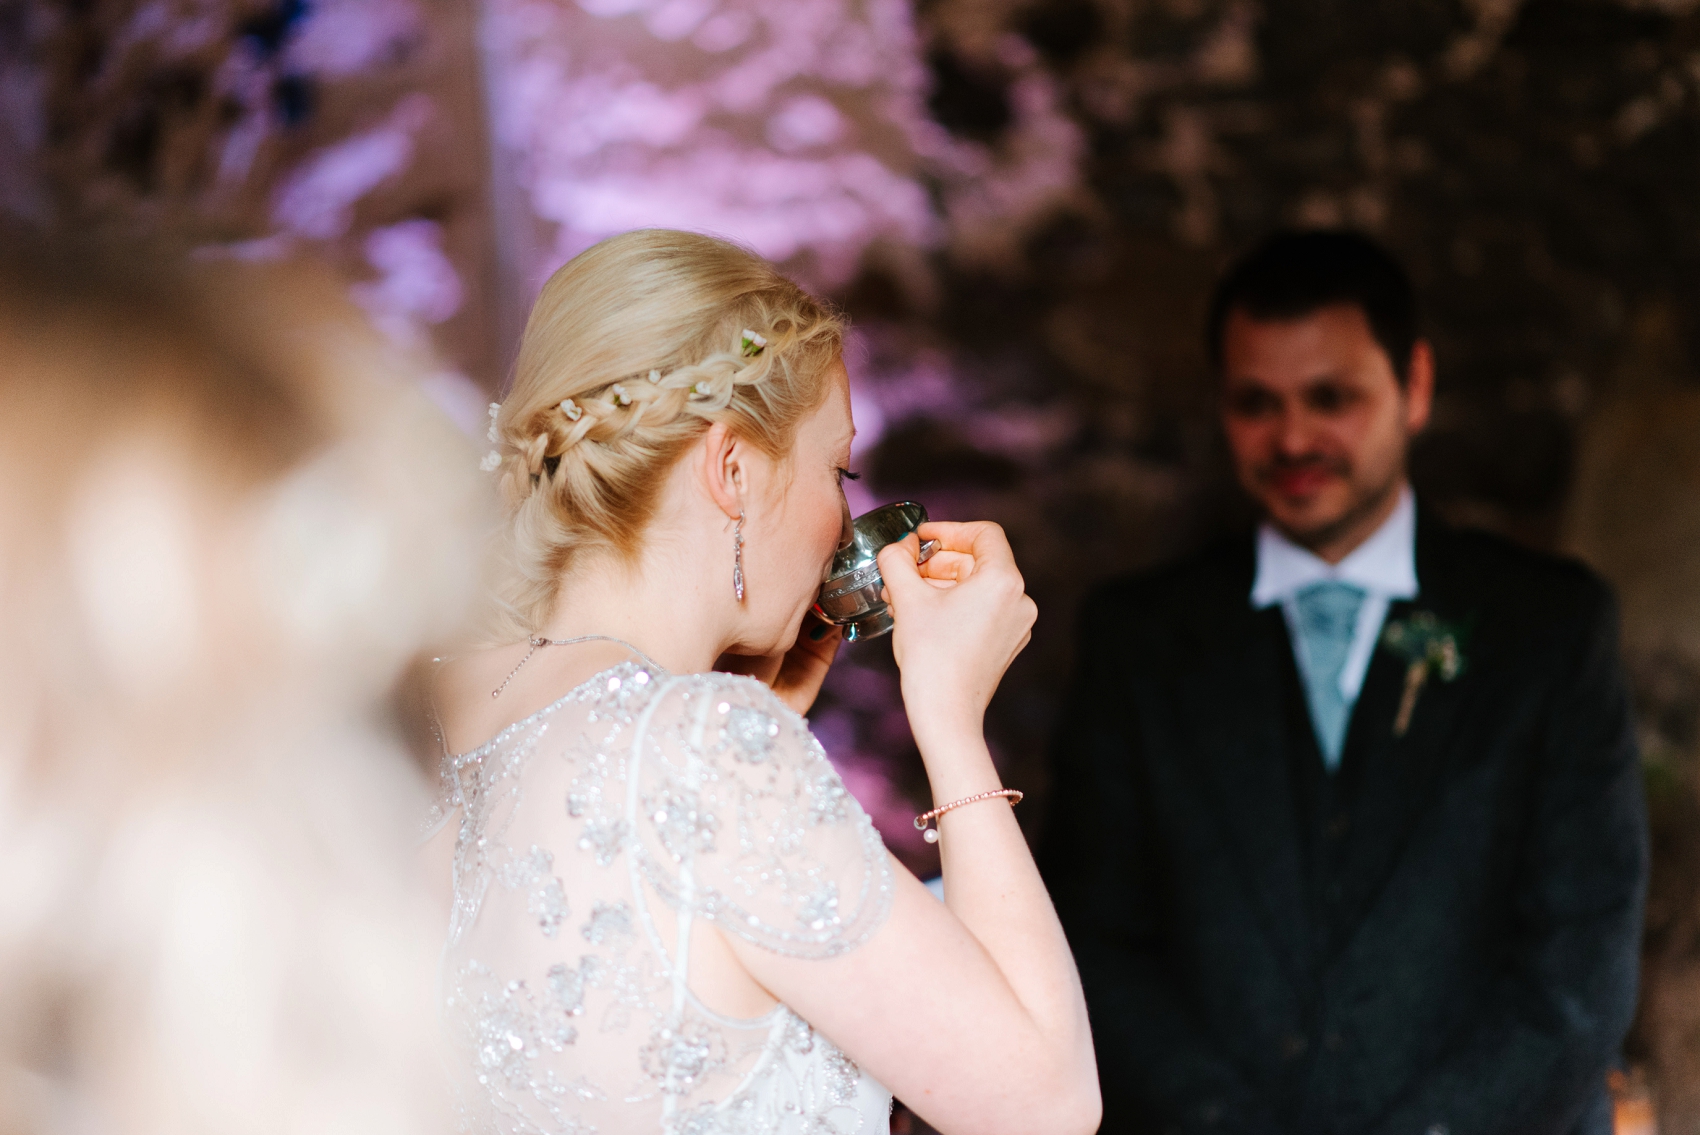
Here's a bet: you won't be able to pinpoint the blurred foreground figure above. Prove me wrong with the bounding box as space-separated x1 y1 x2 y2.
0 238 482 1135
1044 231 1648 1135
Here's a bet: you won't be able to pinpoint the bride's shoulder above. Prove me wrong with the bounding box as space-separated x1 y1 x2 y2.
636 671 889 957
648 670 822 763
643 670 873 843
432 639 657 755
667 669 799 714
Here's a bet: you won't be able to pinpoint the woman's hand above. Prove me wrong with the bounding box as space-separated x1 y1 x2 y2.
729 522 1097 1135
878 521 1036 749
715 617 843 717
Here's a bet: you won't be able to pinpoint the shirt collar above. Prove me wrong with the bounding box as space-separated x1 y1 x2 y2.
1250 486 1418 609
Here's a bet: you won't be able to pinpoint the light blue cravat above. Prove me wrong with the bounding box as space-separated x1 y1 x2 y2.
1293 581 1366 770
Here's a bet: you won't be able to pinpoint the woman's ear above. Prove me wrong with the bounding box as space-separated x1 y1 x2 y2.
697 422 744 520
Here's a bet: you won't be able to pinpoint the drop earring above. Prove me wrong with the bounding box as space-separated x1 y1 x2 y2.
732 511 746 602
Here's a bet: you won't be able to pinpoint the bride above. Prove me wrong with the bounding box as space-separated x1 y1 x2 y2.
427 229 1099 1135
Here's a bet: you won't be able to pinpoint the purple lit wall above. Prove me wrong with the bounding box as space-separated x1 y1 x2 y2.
472 0 1092 287
0 0 1089 870
478 0 937 288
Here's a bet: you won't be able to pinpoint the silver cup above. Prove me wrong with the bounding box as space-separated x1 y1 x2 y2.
813 501 940 641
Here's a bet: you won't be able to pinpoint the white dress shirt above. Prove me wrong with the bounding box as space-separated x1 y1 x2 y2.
1251 487 1419 705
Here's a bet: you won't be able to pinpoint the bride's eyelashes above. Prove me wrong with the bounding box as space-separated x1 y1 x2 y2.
836 468 860 484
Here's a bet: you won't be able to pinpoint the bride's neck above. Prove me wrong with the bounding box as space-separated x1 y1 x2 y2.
535 544 732 676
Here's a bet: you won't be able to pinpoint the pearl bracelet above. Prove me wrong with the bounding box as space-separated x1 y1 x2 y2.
913 789 1024 844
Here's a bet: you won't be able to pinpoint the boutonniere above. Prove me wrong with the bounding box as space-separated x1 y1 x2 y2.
1380 611 1469 738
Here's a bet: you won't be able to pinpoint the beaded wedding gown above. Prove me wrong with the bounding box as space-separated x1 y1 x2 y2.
430 645 896 1135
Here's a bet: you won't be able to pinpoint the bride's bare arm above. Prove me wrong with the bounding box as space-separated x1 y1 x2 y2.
723 522 1100 1135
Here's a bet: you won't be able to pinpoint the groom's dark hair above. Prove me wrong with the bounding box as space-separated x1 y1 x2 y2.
1206 229 1420 384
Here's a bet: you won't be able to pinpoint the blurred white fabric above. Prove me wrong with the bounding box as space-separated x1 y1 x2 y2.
0 247 488 1135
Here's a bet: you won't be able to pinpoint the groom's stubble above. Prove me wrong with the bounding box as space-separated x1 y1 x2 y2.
1218 302 1432 564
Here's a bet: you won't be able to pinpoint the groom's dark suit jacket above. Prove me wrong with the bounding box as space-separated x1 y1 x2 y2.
1041 509 1647 1135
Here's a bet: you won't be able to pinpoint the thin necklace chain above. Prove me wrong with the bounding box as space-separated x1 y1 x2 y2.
491 633 666 700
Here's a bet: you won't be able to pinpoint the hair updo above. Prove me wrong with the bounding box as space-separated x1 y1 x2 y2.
488 229 846 634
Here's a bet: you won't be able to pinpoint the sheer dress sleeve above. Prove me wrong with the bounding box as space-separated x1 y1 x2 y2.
631 672 893 959
440 662 896 1135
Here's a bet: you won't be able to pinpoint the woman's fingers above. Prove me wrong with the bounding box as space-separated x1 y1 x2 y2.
915 520 1019 571
888 526 1026 607
769 619 842 716
883 516 1039 739
915 523 1024 605
918 549 975 584
876 533 925 594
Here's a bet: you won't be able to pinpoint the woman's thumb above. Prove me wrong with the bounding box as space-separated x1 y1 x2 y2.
877 535 926 605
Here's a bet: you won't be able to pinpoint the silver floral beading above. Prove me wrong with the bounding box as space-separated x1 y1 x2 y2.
436 657 895 1134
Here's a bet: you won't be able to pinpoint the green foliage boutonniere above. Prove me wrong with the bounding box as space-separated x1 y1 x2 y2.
1380 611 1470 737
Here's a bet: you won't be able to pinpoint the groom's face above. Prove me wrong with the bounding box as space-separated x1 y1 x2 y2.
1219 303 1432 556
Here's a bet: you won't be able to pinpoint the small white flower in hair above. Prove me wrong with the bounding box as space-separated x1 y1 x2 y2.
648 369 662 384
479 450 502 472
559 398 583 422
690 380 711 398
487 402 501 443
611 383 632 406
740 329 767 357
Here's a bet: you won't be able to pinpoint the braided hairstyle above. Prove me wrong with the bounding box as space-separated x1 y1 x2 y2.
487 229 846 635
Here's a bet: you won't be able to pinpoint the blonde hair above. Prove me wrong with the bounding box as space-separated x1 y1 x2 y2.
487 230 846 634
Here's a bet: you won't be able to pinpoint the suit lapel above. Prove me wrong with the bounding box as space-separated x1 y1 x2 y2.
1177 554 1314 989
1332 513 1484 927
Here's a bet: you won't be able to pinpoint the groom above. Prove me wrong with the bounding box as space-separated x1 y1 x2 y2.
1042 231 1647 1134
